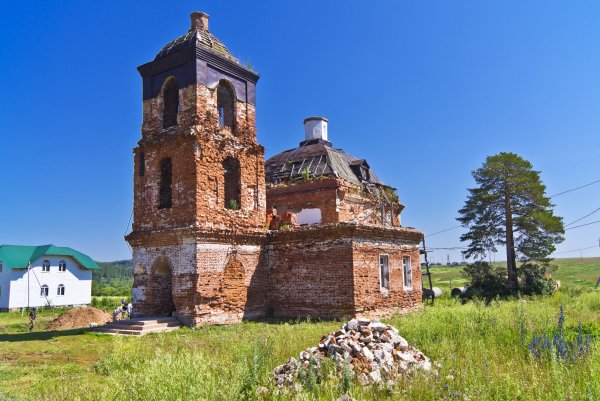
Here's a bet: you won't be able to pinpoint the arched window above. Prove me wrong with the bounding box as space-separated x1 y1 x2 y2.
58 260 66 272
42 260 50 272
159 158 173 209
0 286 2 297
57 284 65 296
40 285 49 297
217 80 235 132
223 157 241 210
162 77 179 128
0 261 3 273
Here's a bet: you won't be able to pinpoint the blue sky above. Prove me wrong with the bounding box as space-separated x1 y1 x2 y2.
0 1 599 262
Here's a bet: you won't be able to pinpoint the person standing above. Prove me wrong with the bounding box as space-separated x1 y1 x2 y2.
28 308 37 332
126 302 133 319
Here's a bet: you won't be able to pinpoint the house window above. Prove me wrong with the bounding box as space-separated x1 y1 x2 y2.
162 76 179 128
57 284 65 296
379 255 390 290
402 256 413 288
58 260 66 272
223 157 241 210
158 158 173 209
0 261 3 273
42 260 50 272
0 286 2 297
217 79 235 132
40 285 49 297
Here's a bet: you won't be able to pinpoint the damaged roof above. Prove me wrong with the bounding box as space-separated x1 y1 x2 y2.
265 141 386 186
155 29 237 62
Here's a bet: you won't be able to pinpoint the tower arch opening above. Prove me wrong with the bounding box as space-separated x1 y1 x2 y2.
162 76 179 128
217 79 236 133
223 156 241 210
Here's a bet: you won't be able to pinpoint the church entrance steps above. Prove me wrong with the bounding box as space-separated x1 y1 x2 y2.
94 316 182 335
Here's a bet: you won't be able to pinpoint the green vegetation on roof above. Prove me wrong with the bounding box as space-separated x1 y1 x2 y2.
0 244 100 270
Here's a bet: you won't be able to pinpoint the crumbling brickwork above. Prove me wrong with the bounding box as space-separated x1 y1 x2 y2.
127 12 424 327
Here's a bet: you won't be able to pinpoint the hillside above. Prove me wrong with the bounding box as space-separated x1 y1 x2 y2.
92 260 132 296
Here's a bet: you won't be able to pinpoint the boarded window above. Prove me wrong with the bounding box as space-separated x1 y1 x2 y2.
162 77 179 128
217 80 235 132
159 158 173 209
403 256 413 288
379 255 390 290
223 157 241 210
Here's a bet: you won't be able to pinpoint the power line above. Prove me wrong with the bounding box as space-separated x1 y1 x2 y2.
565 207 600 227
550 178 600 198
552 245 599 255
426 225 462 237
564 220 600 231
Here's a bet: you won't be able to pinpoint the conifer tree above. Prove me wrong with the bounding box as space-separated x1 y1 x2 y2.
457 152 564 289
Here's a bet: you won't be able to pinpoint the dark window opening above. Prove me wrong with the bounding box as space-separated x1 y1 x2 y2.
139 152 145 176
217 80 235 132
162 77 179 128
159 158 173 209
223 157 241 210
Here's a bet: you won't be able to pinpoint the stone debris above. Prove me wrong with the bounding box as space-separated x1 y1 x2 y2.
273 318 433 386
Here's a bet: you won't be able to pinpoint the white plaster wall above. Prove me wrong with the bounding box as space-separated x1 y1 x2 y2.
7 256 92 309
132 242 197 304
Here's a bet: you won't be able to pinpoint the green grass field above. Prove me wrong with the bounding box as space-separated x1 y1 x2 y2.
428 257 600 296
0 259 598 401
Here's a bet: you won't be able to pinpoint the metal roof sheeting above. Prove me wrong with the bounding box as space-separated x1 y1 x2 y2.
265 143 384 186
0 245 100 270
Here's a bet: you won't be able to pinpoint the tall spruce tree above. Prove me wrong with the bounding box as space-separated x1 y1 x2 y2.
457 152 564 289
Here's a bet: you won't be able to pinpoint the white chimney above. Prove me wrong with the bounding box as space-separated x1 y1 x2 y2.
303 117 328 142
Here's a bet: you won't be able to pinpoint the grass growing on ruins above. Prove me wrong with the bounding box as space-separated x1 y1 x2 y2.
0 290 598 400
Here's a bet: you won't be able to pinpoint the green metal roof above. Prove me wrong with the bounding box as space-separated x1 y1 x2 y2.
0 245 100 270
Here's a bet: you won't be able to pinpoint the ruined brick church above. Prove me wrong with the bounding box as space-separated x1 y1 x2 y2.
126 12 424 326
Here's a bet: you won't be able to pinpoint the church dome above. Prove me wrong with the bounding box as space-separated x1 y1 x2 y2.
154 12 238 63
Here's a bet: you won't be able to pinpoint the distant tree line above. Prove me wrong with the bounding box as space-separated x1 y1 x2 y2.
92 260 133 296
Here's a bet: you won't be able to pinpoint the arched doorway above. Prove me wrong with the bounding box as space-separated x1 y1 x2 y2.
149 255 175 316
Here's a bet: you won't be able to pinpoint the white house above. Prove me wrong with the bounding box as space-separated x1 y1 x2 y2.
0 245 99 311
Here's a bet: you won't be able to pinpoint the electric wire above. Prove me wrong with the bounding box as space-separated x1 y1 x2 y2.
550 178 600 198
565 207 600 227
425 225 462 237
564 220 600 231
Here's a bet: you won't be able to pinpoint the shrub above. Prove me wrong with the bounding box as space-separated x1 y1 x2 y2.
462 261 556 301
518 262 556 295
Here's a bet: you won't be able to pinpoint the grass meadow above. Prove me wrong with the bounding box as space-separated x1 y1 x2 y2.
0 259 598 400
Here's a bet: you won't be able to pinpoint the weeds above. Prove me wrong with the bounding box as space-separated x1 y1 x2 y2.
529 305 592 362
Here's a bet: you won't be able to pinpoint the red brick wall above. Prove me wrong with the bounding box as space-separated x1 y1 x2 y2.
268 236 355 318
352 240 422 316
266 178 403 227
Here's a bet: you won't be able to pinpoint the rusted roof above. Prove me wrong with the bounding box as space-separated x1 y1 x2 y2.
265 142 385 186
155 29 237 62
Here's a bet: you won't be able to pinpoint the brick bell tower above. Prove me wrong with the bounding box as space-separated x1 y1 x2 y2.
126 12 268 325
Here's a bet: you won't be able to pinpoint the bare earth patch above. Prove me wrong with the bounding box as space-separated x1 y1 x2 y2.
46 307 112 330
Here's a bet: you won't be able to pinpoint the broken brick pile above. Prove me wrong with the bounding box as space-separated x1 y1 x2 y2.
273 318 432 386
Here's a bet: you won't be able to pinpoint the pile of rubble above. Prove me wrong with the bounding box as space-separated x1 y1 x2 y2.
274 318 433 387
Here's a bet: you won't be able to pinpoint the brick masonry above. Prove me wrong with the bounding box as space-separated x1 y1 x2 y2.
126 14 424 326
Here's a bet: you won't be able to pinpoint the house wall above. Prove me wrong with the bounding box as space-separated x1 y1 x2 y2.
6 256 91 309
0 261 10 309
352 239 422 316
